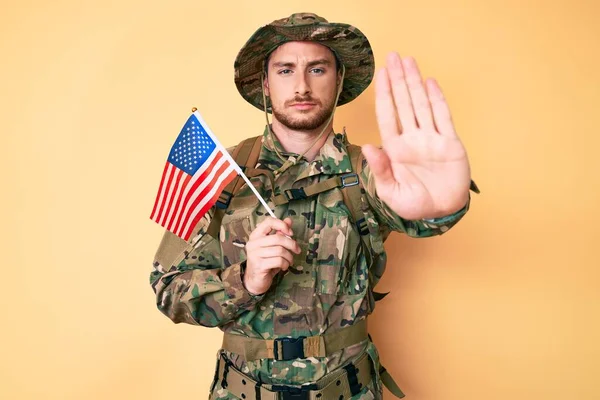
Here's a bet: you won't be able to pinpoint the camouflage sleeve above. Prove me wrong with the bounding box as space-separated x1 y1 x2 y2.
149 209 263 327
360 162 475 238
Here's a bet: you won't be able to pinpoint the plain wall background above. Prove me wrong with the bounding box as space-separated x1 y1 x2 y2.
2 0 598 399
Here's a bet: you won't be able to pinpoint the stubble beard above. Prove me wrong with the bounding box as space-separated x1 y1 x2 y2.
272 97 336 131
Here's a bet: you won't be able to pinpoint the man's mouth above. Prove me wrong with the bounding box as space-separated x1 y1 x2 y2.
290 102 317 110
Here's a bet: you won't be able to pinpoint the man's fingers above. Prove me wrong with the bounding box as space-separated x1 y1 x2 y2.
257 246 295 265
425 78 457 137
375 67 401 140
386 52 417 131
254 234 300 254
250 217 294 239
362 145 396 189
401 56 435 131
262 257 290 271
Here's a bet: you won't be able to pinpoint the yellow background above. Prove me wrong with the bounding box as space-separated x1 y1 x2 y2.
2 0 598 399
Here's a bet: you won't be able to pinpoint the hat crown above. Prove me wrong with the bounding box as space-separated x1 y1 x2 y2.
271 13 329 27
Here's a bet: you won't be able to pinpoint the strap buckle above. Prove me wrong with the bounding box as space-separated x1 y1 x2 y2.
340 173 359 188
271 384 315 400
355 218 369 236
215 190 233 209
283 188 307 201
273 336 306 361
343 362 363 396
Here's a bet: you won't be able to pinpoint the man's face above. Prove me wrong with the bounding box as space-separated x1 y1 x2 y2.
264 41 340 131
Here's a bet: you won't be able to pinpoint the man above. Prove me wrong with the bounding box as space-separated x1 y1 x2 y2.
150 12 477 400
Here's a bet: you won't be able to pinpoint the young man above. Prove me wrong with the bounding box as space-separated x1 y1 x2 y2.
150 12 477 400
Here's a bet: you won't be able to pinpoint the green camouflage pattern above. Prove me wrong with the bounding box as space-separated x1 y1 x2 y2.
234 12 375 112
210 349 384 400
150 127 471 399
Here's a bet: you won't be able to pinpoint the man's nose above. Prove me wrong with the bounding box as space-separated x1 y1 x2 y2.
294 72 311 96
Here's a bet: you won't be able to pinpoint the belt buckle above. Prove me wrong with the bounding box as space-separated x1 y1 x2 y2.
274 336 306 361
271 385 312 400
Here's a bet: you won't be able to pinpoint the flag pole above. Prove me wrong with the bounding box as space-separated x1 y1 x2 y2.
238 174 277 219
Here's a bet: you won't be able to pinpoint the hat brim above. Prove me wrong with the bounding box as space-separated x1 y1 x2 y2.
234 23 374 112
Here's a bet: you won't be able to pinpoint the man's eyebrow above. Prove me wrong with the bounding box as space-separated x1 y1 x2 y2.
307 59 332 67
270 59 333 68
271 61 296 68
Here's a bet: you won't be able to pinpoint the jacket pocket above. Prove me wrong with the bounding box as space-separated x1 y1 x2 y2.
220 210 254 267
311 187 356 295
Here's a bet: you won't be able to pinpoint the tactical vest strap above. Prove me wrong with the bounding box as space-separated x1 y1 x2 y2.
271 172 359 206
269 145 368 240
245 167 275 191
230 136 264 195
220 135 262 208
470 179 480 194
380 366 406 398
343 145 368 235
344 145 391 304
221 319 368 362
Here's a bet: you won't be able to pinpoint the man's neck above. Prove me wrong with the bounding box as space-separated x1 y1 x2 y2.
270 118 334 162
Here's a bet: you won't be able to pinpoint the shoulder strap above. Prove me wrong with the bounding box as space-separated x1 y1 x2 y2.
206 136 263 239
343 144 368 235
344 144 390 303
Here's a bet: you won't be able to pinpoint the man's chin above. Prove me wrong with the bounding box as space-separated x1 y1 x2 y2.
283 118 323 130
273 107 332 131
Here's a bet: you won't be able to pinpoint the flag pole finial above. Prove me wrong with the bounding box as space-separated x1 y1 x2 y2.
191 107 197 112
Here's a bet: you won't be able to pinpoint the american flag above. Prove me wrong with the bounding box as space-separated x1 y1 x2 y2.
150 111 241 241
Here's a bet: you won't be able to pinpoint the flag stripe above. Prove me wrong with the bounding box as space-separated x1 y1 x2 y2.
172 152 228 234
150 160 171 221
167 150 221 231
154 163 176 224
159 165 181 226
172 149 220 214
176 157 232 237
151 162 173 222
160 168 185 226
171 151 226 234
181 168 237 240
165 174 192 230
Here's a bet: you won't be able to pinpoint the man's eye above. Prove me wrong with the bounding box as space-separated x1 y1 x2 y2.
278 69 292 75
311 68 325 74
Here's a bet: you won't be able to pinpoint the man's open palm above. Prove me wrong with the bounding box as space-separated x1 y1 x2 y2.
362 52 472 220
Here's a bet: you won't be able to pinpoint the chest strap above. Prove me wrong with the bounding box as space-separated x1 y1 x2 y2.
271 172 359 206
221 319 367 362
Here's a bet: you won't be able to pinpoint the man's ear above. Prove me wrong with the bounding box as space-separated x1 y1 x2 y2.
263 76 270 96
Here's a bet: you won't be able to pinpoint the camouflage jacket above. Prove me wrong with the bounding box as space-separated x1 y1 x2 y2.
150 126 470 393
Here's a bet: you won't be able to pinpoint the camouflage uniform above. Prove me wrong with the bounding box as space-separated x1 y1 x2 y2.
150 127 471 399
150 12 475 400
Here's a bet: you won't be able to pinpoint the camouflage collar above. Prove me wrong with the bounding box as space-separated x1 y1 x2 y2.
258 125 353 177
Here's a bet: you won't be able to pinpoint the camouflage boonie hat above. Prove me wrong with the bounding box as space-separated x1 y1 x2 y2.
234 12 375 112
